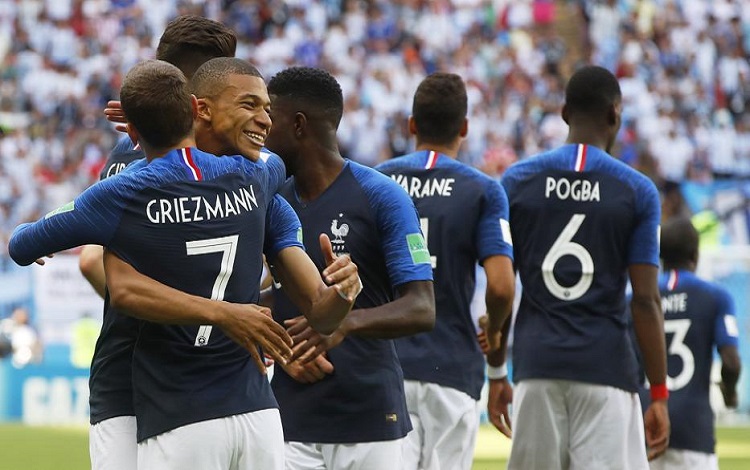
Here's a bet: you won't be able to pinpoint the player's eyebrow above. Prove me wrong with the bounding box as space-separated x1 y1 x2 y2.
237 92 270 106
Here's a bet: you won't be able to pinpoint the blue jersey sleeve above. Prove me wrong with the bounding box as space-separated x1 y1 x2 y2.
627 177 661 266
714 287 740 349
260 150 288 195
263 194 303 262
477 179 514 263
356 168 433 287
9 177 127 266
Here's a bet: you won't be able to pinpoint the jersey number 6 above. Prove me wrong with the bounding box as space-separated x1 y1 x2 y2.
542 214 594 301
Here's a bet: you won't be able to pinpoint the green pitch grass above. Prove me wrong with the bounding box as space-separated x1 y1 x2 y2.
0 423 748 469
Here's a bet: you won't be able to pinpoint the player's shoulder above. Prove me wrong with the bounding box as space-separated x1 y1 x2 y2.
348 159 401 188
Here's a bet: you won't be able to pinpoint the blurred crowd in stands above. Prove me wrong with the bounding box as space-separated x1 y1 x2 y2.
0 0 748 257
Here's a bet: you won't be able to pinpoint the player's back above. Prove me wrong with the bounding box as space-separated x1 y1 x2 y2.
103 148 287 441
501 143 660 391
377 150 513 400
639 270 738 453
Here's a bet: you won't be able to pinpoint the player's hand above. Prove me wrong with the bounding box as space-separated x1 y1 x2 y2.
217 303 293 374
34 253 55 266
488 377 513 438
719 381 738 408
478 313 502 352
320 233 362 302
281 352 334 384
644 400 670 460
285 315 345 363
104 100 128 133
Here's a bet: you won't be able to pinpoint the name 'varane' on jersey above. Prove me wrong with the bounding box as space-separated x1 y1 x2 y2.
638 270 739 454
9 147 300 441
501 143 660 392
271 160 434 443
377 150 514 400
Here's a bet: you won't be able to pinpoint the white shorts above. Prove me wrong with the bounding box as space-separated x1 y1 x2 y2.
508 379 648 470
649 448 718 470
285 438 404 470
402 380 479 470
90 415 138 470
138 408 284 470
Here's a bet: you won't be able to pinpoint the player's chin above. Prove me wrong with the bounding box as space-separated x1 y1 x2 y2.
239 144 262 161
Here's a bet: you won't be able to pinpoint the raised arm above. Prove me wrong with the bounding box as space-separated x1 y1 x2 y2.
269 234 359 335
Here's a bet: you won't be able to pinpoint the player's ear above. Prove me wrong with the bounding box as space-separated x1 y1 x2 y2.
459 118 468 138
408 116 417 136
189 94 199 120
195 97 211 124
294 111 307 138
125 123 139 148
561 104 570 125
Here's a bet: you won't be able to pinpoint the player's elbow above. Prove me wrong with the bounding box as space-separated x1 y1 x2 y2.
410 286 436 333
106 281 137 313
629 291 661 318
79 245 102 278
485 278 515 316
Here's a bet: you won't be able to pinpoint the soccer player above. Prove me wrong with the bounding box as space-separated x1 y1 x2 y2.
263 66 436 469
376 73 515 469
9 60 359 470
79 14 239 297
500 65 670 469
74 16 239 470
641 217 741 470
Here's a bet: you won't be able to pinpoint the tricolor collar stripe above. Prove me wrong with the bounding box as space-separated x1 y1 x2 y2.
667 269 679 291
574 144 587 172
425 151 438 169
133 143 141 151
181 148 202 181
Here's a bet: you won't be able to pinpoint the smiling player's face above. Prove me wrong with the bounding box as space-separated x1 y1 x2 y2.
205 73 271 161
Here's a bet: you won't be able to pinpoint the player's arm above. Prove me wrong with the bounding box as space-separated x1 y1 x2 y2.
269 234 359 335
714 289 741 408
79 245 107 298
103 251 293 370
719 345 741 408
630 263 670 460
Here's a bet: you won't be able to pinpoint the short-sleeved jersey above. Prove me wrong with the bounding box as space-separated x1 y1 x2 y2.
376 150 514 399
270 160 434 443
500 143 660 392
9 147 301 441
638 269 739 454
99 135 144 180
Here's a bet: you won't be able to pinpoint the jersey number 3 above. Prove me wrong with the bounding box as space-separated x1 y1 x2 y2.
186 235 239 346
542 214 594 301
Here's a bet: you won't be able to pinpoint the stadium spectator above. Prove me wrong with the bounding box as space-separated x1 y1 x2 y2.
0 306 42 368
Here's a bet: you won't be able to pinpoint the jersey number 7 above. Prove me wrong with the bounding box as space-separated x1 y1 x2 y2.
185 235 239 346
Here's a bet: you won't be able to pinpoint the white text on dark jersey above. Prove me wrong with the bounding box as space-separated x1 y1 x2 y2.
391 174 454 198
545 177 600 202
146 185 258 224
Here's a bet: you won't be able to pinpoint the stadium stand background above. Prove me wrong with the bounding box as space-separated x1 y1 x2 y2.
0 0 747 422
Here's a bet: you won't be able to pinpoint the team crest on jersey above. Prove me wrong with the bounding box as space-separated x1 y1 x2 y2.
330 213 350 255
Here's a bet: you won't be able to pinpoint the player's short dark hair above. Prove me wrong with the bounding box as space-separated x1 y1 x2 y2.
412 73 467 145
121 60 193 149
660 217 699 266
564 65 622 118
267 67 344 127
190 57 264 99
156 15 237 79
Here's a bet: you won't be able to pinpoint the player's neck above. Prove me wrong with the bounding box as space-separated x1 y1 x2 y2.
415 141 460 159
142 136 196 161
565 127 611 153
293 147 346 202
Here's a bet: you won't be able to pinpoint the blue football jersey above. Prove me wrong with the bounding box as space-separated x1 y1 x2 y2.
270 160 434 443
377 150 514 399
99 135 144 180
9 147 300 441
501 143 660 392
638 270 739 453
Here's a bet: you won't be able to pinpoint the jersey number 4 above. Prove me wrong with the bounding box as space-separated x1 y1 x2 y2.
542 214 593 301
419 218 438 269
185 235 239 347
